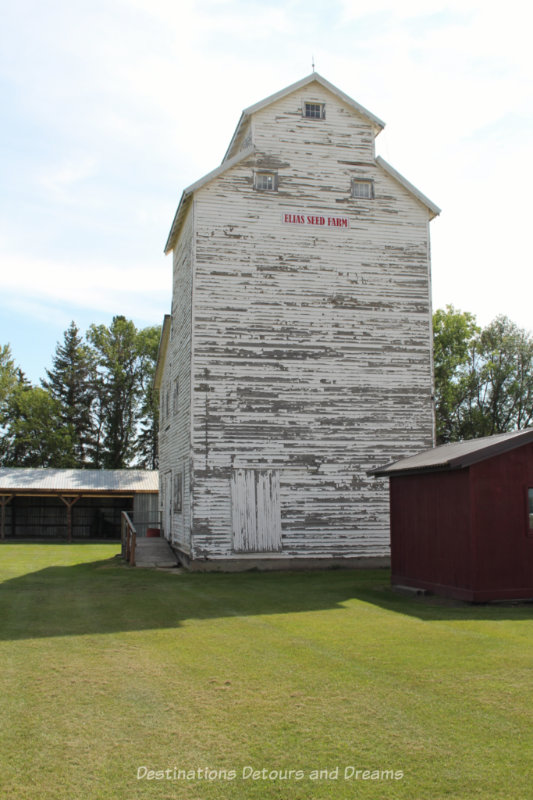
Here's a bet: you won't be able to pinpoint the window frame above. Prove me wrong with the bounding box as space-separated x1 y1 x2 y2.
254 171 278 192
303 101 326 120
351 179 374 200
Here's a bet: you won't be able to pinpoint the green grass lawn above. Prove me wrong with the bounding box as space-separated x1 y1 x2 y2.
1 544 532 800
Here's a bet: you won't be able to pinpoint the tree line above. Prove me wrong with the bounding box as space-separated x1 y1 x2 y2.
434 307 533 443
1 307 532 469
0 317 161 469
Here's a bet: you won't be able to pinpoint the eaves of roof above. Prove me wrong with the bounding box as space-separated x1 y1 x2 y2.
164 146 255 254
164 75 440 252
376 156 441 220
153 314 172 392
369 428 533 477
0 468 159 493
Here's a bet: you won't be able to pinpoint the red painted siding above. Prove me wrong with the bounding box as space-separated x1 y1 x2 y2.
389 441 533 601
390 469 472 595
470 443 533 600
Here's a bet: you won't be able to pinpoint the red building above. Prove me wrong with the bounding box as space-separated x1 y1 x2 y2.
370 429 533 602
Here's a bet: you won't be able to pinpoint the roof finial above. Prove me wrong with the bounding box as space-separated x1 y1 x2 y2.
312 55 315 73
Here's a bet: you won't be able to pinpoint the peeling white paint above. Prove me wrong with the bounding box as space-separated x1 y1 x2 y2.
159 76 438 567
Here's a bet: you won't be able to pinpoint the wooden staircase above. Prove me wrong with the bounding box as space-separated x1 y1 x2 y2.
134 537 180 568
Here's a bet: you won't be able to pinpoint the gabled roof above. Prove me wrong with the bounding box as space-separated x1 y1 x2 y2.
369 429 533 477
376 157 441 220
164 73 439 254
164 146 255 254
222 72 385 163
0 468 159 494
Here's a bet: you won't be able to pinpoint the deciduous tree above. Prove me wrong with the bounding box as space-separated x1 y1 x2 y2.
0 381 75 467
433 307 533 443
433 305 480 443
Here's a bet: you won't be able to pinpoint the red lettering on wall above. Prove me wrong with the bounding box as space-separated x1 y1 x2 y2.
281 213 349 228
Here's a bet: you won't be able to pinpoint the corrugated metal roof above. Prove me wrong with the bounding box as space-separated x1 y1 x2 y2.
0 468 159 493
369 428 533 476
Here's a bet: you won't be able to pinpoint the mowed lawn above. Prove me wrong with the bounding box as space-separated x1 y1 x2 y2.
1 545 532 800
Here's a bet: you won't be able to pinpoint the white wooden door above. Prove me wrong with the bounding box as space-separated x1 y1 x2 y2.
231 469 282 552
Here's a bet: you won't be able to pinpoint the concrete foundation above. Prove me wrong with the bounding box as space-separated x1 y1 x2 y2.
173 549 390 573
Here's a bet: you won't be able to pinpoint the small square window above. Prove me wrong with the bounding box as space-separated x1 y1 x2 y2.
351 179 374 199
254 172 277 191
304 102 325 119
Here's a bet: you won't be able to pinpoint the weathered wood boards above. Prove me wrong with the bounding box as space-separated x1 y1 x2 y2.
158 73 439 569
231 469 282 552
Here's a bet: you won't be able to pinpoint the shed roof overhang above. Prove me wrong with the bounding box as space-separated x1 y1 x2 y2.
0 491 148 498
369 428 533 477
0 468 159 494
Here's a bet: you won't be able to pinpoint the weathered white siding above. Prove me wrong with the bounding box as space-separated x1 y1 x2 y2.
158 203 194 552
164 76 437 566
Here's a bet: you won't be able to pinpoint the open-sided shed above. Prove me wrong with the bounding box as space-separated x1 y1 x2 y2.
370 429 533 602
0 469 159 541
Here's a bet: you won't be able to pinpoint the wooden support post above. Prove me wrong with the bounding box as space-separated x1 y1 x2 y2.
59 495 81 542
130 530 136 567
0 495 13 541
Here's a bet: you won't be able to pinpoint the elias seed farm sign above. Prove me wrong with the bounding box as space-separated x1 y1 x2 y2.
282 213 350 228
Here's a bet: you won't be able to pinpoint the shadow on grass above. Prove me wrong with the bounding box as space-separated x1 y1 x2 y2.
350 578 533 622
1 552 532 642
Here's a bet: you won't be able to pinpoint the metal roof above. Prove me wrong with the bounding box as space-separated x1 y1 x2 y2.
0 468 159 493
369 428 533 477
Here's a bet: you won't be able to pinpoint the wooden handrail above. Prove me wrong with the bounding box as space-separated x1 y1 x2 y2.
121 511 137 566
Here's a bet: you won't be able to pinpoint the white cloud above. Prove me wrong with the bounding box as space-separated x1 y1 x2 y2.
0 251 170 323
1 0 532 381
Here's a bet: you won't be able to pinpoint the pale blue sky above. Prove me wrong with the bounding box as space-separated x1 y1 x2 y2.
1 0 531 382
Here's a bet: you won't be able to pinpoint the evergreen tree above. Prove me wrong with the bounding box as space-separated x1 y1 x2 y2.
0 344 17 419
136 325 161 469
1 321 161 469
88 316 140 468
42 322 96 466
